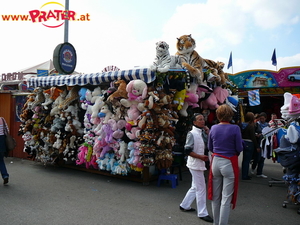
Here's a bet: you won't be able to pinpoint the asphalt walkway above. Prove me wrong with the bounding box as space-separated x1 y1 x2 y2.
0 157 299 225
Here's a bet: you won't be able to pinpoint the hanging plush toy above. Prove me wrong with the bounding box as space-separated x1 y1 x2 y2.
98 102 113 124
120 79 148 107
120 79 148 124
107 79 128 102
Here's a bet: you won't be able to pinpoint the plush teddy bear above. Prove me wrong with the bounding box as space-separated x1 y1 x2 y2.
120 79 148 107
91 95 105 121
91 87 102 104
118 140 128 162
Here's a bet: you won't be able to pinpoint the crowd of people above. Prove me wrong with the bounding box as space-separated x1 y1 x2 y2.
179 106 282 224
1 104 281 225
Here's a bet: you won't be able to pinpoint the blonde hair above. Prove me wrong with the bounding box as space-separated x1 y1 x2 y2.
216 104 234 122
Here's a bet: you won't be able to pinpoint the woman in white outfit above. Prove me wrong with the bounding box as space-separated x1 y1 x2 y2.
179 113 213 223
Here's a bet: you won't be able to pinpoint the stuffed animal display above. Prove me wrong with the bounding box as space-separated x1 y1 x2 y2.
19 34 238 177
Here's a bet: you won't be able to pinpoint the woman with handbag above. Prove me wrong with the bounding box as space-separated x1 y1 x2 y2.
0 117 9 185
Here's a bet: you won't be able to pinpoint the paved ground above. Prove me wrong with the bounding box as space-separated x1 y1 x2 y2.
0 157 299 225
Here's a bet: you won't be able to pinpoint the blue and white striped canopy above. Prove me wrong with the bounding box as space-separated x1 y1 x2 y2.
27 68 156 87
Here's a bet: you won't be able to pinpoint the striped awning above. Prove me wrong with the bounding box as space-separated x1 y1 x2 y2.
27 68 156 87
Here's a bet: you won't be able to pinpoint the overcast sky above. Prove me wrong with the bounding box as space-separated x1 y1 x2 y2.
0 0 299 74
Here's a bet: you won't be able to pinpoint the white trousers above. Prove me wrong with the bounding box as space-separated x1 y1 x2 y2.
180 168 209 217
211 156 234 225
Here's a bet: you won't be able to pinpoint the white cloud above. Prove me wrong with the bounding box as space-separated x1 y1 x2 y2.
236 0 300 29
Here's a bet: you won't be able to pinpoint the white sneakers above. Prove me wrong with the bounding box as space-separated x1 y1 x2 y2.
256 174 268 178
250 169 268 178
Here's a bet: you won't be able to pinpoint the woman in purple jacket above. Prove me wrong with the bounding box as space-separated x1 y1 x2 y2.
208 104 243 225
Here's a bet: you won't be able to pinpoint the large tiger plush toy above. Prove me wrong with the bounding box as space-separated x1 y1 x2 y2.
203 59 227 85
176 34 205 84
150 41 172 73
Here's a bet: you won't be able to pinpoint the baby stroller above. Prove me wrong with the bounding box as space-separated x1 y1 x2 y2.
274 136 300 214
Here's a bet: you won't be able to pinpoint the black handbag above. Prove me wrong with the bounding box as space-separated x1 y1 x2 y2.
1 118 16 152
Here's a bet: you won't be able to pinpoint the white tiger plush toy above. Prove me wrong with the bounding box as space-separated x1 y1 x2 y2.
150 41 182 72
150 41 172 73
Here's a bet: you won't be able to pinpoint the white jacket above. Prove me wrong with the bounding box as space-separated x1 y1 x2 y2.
186 126 207 171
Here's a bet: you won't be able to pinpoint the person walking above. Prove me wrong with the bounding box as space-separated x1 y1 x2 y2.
179 113 213 223
207 104 243 225
240 112 259 180
251 112 269 178
0 117 9 185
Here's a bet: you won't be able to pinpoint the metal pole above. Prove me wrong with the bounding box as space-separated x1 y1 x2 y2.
64 0 69 43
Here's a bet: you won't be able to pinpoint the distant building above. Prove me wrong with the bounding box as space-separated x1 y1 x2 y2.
253 77 268 87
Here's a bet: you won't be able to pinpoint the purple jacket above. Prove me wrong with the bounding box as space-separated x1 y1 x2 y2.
208 124 243 157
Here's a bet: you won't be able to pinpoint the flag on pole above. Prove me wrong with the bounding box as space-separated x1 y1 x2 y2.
248 89 260 106
271 48 277 66
227 51 232 69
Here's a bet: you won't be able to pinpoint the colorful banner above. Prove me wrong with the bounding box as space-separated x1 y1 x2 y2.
227 66 300 88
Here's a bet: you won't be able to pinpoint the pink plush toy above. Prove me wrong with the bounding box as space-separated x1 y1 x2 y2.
76 144 88 165
125 126 141 140
213 86 229 104
179 83 200 117
197 85 219 110
120 79 148 107
86 154 98 169
185 83 200 108
111 119 127 140
133 141 141 166
126 104 141 122
93 137 105 155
